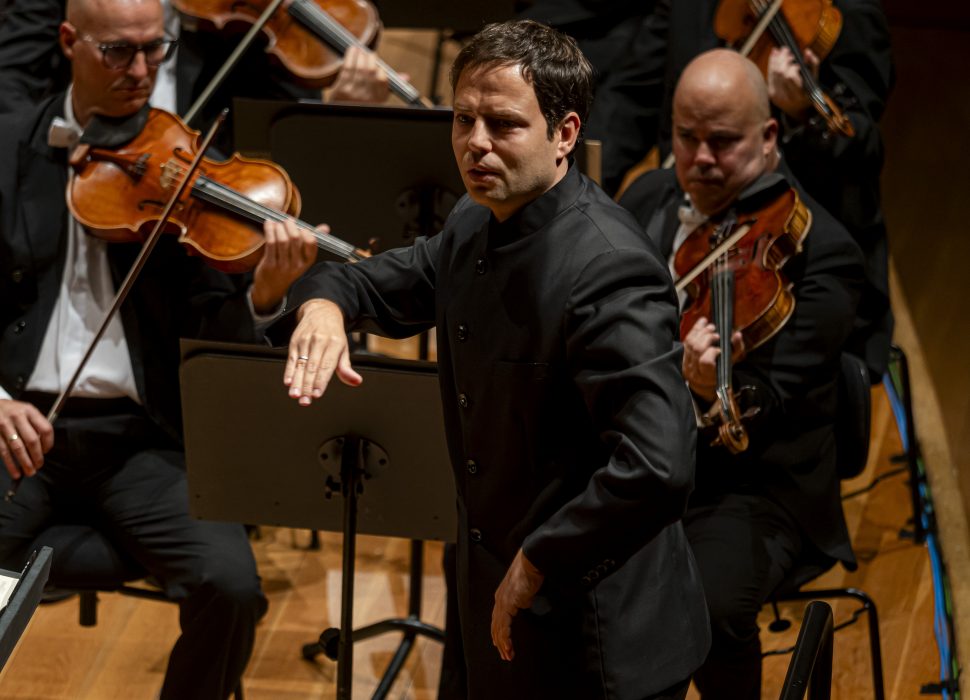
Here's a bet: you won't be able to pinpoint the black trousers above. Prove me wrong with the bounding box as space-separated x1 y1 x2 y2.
683 492 806 700
0 404 267 700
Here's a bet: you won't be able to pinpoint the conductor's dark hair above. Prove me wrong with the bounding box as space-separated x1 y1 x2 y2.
449 19 594 141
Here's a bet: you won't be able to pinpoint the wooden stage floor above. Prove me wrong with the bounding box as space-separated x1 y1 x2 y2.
0 385 942 699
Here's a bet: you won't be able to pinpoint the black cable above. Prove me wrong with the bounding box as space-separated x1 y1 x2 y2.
841 465 908 500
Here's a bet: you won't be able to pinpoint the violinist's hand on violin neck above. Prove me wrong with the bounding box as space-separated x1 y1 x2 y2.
253 218 320 315
682 317 746 402
326 45 393 105
286 299 363 407
767 46 820 121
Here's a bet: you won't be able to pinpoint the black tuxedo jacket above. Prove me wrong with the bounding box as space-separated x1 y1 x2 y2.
619 167 864 565
0 96 263 440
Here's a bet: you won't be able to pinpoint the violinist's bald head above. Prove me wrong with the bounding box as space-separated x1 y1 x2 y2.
61 0 163 126
675 49 770 128
66 0 163 34
671 49 778 215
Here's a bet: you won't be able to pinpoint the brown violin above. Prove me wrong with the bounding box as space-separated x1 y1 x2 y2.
714 0 855 137
674 183 812 452
173 0 430 106
67 108 368 272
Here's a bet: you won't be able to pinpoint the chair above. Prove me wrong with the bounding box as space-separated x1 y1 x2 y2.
764 352 885 700
38 524 244 699
778 601 835 700
39 524 168 623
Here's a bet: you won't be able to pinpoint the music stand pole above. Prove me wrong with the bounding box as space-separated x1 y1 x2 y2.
337 435 361 699
302 433 444 699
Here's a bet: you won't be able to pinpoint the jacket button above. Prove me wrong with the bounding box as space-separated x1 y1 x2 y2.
475 258 487 275
470 528 482 542
458 393 469 409
14 375 25 390
456 323 468 342
13 320 26 334
466 459 478 475
10 267 24 283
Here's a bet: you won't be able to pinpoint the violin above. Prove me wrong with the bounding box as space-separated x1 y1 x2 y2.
714 0 855 137
173 0 430 106
674 182 812 452
67 108 369 272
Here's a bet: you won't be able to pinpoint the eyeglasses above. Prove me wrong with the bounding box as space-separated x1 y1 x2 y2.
79 35 178 70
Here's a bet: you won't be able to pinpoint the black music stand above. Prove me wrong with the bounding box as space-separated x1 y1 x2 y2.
233 99 463 252
0 546 53 670
179 341 455 699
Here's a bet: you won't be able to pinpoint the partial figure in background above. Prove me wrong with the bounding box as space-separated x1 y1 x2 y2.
516 0 661 190
604 0 893 378
619 49 864 699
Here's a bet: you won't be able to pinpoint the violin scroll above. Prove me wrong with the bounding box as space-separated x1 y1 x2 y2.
706 388 750 454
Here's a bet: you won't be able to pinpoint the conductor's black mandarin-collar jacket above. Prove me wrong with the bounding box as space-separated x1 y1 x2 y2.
283 165 711 698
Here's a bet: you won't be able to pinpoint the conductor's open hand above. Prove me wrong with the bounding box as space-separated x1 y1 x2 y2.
0 399 54 480
285 299 363 406
491 548 544 662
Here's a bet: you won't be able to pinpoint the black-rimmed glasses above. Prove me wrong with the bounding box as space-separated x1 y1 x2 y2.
79 35 178 70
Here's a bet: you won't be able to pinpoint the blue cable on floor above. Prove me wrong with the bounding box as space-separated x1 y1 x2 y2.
883 372 958 698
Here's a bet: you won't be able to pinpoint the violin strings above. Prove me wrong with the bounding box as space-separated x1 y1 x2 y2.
711 230 733 399
760 1 827 103
288 0 419 103
185 170 362 261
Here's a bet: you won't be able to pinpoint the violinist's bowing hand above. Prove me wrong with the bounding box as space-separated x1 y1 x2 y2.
682 317 745 402
326 45 397 105
252 218 319 315
767 46 819 121
0 399 54 480
491 548 544 662
285 300 363 406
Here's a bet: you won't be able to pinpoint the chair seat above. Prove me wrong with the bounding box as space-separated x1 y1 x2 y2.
36 524 148 590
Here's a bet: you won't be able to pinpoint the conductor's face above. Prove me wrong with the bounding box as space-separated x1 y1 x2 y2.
452 64 577 222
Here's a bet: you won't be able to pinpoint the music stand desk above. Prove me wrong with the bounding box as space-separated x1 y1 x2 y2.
0 546 53 670
180 340 455 698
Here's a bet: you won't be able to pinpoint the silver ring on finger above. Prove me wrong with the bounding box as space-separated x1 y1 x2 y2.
8 433 19 442
297 355 309 362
